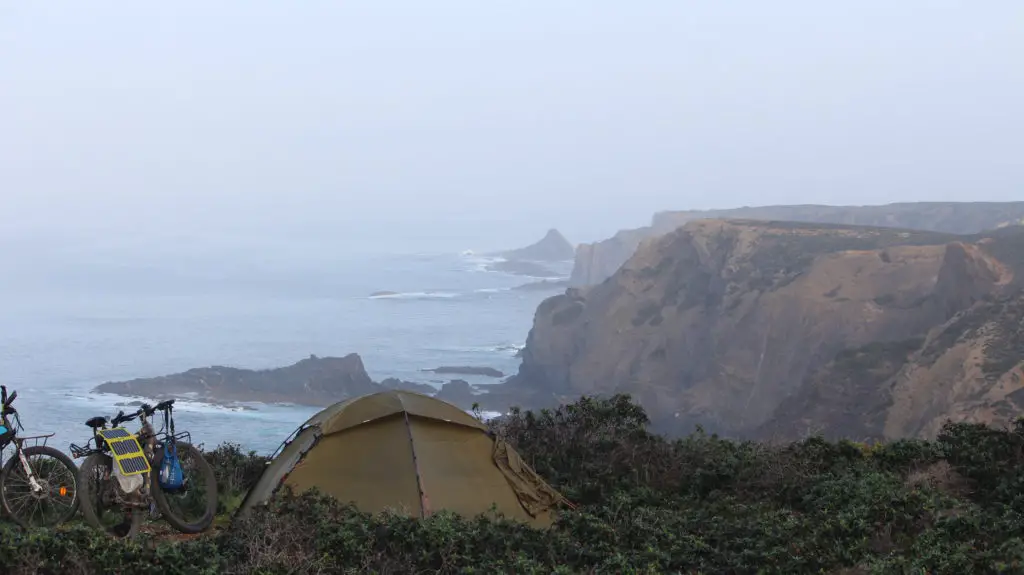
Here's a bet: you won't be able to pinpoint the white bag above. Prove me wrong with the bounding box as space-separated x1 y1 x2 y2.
111 459 144 494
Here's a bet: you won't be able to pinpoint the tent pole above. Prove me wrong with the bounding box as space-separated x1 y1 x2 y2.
402 410 429 518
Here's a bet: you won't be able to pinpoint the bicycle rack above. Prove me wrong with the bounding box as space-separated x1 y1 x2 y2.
15 433 55 449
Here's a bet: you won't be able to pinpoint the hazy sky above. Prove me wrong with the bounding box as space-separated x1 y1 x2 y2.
2 1 1022 253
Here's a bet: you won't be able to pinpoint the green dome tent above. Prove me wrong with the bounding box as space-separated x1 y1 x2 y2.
236 390 570 528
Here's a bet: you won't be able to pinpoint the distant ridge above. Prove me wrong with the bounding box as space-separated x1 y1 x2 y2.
571 201 1024 286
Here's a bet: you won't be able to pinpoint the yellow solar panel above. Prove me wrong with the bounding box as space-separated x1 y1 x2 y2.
98 427 151 476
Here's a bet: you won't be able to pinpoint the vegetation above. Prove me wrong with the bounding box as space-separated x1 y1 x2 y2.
2 395 1024 573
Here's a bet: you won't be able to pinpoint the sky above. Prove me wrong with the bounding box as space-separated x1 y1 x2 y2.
2 1 1023 254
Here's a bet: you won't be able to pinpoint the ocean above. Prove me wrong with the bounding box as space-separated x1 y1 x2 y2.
0 242 569 456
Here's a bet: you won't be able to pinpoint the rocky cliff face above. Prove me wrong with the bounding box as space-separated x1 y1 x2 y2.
570 202 1024 287
504 219 1024 439
570 227 658 286
765 289 1024 442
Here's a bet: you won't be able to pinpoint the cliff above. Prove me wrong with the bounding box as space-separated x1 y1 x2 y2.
502 219 1024 438
570 201 1024 287
765 288 1024 442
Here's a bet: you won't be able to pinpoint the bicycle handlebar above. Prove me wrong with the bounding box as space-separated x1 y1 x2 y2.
1 385 16 409
103 398 176 427
109 410 139 427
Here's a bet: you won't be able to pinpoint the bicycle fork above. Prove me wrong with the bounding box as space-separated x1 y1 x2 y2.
16 447 44 493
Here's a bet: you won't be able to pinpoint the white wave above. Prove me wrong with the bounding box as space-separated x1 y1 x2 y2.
473 287 512 294
460 252 505 262
367 291 460 300
82 391 264 416
459 251 507 273
493 343 524 355
522 275 568 282
423 342 523 355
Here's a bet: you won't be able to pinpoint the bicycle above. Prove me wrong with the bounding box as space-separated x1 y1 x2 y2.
69 399 218 538
0 384 80 528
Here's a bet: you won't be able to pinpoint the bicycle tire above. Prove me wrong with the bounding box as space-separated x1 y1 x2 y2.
77 452 143 538
0 445 81 528
151 442 218 534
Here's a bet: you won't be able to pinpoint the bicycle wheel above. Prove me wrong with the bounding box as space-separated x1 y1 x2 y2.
0 445 80 528
77 452 143 538
151 442 218 534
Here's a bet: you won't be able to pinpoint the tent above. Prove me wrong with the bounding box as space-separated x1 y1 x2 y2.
236 390 570 528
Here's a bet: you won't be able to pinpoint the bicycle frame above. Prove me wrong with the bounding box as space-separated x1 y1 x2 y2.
0 386 48 495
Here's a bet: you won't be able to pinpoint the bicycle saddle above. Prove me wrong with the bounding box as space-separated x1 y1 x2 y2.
85 416 108 428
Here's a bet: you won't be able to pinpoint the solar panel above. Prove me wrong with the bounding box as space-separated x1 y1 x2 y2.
98 427 152 476
98 428 131 439
112 441 139 456
119 455 150 475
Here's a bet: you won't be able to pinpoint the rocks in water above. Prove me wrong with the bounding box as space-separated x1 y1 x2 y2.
423 366 504 378
512 279 571 292
486 260 560 278
111 399 255 411
482 229 575 278
379 378 436 395
92 354 523 414
94 353 381 407
433 379 478 409
495 229 575 262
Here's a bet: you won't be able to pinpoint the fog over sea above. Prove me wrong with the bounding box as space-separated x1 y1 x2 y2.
0 234 569 455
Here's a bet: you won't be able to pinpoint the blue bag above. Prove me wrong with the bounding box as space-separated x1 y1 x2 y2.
158 442 185 491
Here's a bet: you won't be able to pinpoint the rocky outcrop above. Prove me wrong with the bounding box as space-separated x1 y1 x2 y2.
883 292 1024 439
570 202 1024 287
433 379 478 407
512 279 571 292
94 354 381 406
487 260 562 278
93 354 519 411
500 219 1024 438
497 229 575 262
423 366 505 378
379 378 437 395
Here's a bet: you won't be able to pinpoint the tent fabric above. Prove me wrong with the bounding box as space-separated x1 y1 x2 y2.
318 390 485 436
236 390 568 529
492 436 574 517
286 416 423 516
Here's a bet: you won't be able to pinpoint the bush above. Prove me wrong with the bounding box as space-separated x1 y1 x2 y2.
3 395 1024 573
203 442 269 514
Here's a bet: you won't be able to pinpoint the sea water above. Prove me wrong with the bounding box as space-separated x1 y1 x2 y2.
0 242 569 455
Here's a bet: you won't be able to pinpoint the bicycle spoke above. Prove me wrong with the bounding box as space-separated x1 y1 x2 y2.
3 450 78 527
